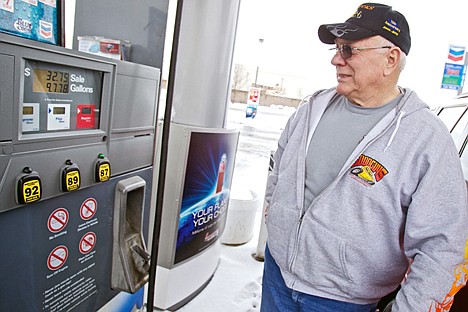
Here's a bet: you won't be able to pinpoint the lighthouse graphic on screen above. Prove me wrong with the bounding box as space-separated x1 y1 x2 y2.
216 153 227 193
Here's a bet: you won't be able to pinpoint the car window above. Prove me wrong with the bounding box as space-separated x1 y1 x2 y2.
451 111 468 150
438 106 468 132
460 142 468 185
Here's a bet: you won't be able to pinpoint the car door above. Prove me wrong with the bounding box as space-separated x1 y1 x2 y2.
436 101 468 311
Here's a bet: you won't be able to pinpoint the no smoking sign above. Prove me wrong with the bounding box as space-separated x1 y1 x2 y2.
47 208 69 233
47 245 68 270
80 198 97 220
79 232 96 254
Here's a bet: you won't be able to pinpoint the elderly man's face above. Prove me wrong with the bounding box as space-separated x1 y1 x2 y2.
331 36 392 106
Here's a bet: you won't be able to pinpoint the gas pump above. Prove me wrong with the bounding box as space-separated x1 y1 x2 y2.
0 33 160 311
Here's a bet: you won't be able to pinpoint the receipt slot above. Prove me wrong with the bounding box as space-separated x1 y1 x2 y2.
112 176 151 293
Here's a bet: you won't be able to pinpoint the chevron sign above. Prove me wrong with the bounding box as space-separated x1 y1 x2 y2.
448 45 465 63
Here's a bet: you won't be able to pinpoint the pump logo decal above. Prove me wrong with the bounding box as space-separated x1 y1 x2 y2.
205 229 219 242
349 154 388 186
39 20 53 39
14 18 32 34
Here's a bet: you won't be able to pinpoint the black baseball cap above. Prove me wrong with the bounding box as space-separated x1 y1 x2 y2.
318 3 411 55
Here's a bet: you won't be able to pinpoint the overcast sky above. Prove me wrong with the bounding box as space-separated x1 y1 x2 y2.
233 0 468 106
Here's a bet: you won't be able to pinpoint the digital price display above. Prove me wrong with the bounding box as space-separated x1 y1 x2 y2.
33 69 70 94
53 107 66 114
23 59 104 134
23 106 34 115
82 107 92 114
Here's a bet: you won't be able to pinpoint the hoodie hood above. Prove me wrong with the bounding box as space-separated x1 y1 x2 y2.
383 88 429 151
394 87 429 114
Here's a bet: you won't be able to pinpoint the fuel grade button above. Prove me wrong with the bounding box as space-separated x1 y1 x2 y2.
60 160 81 192
95 153 111 182
16 167 42 205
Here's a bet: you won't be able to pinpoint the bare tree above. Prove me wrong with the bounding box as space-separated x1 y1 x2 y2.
232 64 250 90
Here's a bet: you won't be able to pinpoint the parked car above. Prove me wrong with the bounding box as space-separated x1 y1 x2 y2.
429 94 468 311
377 94 468 311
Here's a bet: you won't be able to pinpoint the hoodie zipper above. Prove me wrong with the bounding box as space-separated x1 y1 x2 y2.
287 107 407 276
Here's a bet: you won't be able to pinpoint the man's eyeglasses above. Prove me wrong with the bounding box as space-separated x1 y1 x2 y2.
329 44 393 60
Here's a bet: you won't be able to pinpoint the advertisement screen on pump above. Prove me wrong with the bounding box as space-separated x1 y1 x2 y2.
175 131 238 264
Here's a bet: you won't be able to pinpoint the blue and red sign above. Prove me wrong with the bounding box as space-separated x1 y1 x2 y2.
448 46 465 63
441 63 465 90
442 45 466 90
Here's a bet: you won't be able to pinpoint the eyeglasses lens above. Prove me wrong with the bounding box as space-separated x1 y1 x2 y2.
341 45 352 59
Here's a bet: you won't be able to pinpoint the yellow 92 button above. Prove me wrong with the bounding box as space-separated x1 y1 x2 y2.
21 179 41 204
17 168 42 205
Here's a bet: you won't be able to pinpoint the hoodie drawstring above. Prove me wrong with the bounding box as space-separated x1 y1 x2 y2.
384 110 405 152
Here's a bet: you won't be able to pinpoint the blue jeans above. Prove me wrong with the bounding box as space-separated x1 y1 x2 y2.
260 245 377 312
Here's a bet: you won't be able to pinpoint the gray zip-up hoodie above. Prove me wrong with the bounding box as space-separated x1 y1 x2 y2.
265 87 468 311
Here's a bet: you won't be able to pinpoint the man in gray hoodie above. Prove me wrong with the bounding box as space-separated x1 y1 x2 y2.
261 3 468 312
